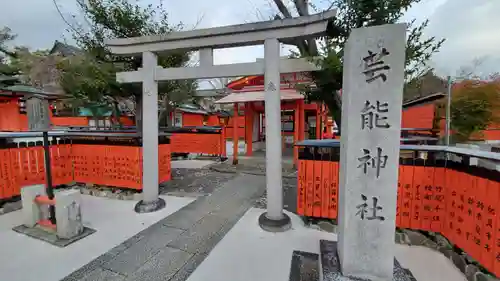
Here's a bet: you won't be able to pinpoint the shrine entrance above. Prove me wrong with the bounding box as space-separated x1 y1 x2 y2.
216 71 332 164
105 11 336 232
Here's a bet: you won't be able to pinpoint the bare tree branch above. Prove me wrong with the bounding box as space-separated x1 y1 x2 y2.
272 0 318 55
295 0 318 54
273 0 293 17
294 0 308 16
53 0 85 38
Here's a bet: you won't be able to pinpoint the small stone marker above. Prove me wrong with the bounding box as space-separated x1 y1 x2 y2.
338 23 406 281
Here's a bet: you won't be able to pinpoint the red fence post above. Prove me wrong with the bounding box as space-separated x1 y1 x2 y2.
233 103 239 165
220 126 226 157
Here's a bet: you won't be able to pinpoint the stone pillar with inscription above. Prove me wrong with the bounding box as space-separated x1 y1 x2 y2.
258 38 291 232
337 24 406 281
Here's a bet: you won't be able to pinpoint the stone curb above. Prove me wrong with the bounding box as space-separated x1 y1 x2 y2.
466 264 480 281
209 166 297 178
402 230 500 281
0 200 22 216
78 186 139 201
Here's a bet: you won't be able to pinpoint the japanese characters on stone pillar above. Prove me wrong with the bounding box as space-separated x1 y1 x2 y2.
338 24 406 281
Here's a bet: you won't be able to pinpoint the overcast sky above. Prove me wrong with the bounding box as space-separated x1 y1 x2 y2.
1 0 499 79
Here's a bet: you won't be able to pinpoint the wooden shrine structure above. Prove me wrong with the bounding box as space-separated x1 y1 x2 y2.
217 71 333 163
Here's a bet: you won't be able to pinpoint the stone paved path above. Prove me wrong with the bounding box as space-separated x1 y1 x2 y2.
61 174 266 281
208 158 298 213
160 168 237 196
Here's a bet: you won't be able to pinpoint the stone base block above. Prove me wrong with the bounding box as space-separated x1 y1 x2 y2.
321 240 417 281
55 189 84 239
134 198 166 213
12 224 95 247
258 212 291 232
20 184 46 227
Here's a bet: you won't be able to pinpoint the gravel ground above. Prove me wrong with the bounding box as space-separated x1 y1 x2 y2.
253 175 297 213
159 168 238 196
210 161 297 177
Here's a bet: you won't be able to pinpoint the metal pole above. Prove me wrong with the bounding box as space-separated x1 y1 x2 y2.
445 76 452 146
43 131 56 224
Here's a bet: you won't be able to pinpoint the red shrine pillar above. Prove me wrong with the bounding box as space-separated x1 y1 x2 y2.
298 99 305 142
220 123 226 157
294 100 300 166
233 103 239 165
245 103 253 156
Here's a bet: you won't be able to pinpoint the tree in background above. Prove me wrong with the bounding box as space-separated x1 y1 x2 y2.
435 79 500 143
9 48 66 91
270 0 445 134
55 0 197 128
403 70 447 101
57 55 123 118
0 27 21 86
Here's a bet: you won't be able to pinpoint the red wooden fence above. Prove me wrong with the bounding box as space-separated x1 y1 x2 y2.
0 138 171 199
168 127 226 156
296 147 500 277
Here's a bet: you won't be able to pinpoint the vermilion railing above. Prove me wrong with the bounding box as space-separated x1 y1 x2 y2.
0 136 171 199
1 127 227 200
167 126 226 156
296 142 500 277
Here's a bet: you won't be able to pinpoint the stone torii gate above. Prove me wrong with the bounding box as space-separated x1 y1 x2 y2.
105 11 336 231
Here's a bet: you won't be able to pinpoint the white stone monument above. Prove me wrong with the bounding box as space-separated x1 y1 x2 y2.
337 23 406 281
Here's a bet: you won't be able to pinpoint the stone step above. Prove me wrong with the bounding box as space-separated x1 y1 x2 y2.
319 239 417 281
289 250 320 281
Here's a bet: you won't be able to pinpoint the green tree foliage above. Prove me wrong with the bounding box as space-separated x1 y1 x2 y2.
57 0 196 125
0 27 21 84
57 56 121 115
272 0 445 134
10 47 65 89
403 70 447 101
437 80 500 142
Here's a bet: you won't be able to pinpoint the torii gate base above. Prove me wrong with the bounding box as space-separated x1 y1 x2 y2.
134 198 166 213
258 212 292 232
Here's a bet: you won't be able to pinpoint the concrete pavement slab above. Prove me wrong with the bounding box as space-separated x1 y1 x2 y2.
103 226 185 275
0 195 193 281
124 247 193 281
62 173 266 281
185 208 466 281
